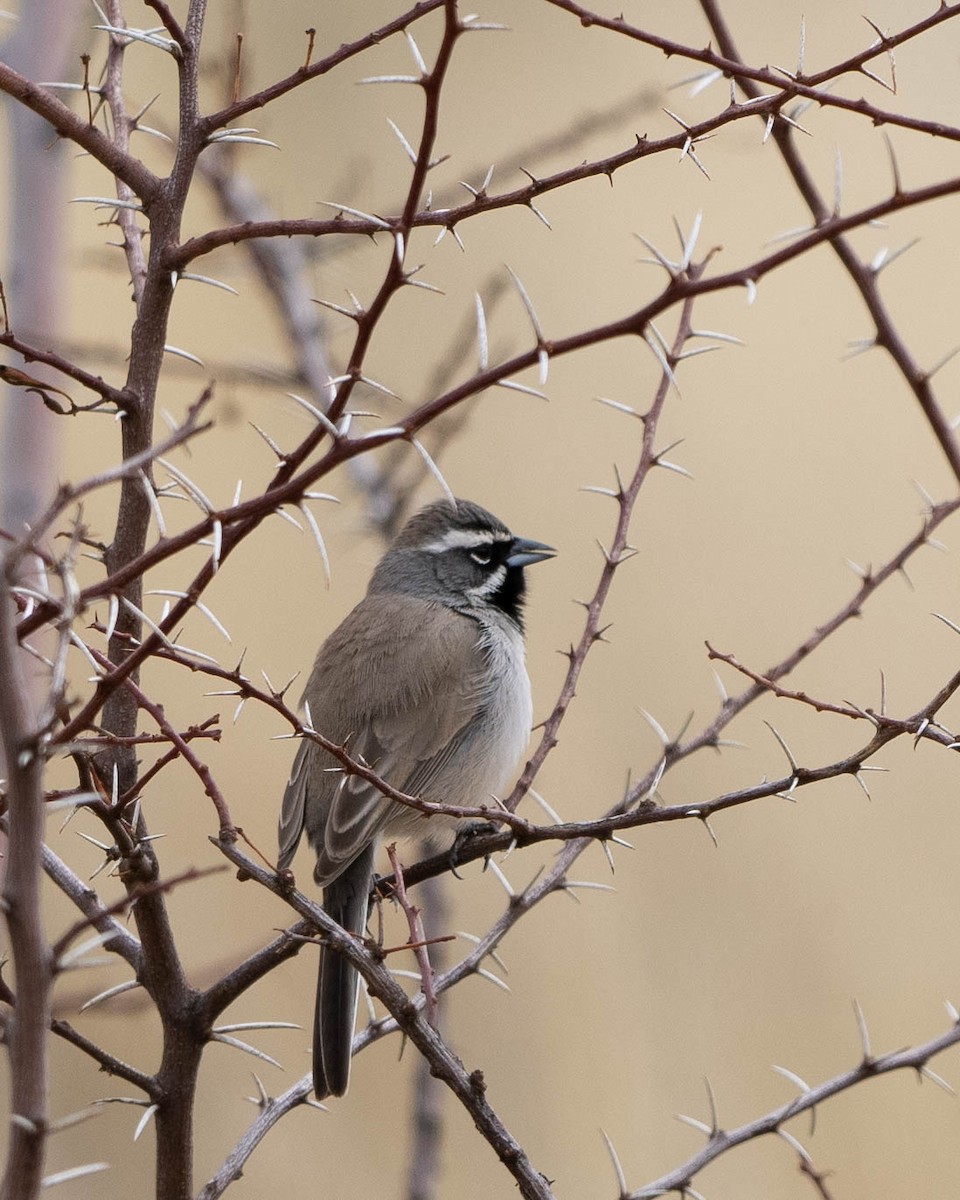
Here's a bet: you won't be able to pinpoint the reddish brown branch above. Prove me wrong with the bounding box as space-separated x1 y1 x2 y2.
385 843 440 1029
698 0 960 484
199 1 446 134
0 62 160 201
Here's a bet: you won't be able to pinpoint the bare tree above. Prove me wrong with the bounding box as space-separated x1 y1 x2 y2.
3 2 960 1198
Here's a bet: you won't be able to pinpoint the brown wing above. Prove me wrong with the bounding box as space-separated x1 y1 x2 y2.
278 593 486 882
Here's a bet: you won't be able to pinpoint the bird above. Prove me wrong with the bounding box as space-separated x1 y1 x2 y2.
277 497 555 1098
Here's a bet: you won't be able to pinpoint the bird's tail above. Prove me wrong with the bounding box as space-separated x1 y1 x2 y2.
314 843 375 1099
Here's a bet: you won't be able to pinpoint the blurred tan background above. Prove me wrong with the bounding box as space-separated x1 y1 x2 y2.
4 1 960 1196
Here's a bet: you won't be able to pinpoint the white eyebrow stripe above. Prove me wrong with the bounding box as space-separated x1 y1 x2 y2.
421 528 512 553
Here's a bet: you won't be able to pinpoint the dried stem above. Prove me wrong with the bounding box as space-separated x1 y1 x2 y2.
0 561 51 1200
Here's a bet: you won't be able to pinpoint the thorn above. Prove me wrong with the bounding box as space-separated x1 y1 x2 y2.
595 396 642 419
662 106 691 132
772 1062 812 1094
455 931 509 975
285 391 339 437
655 455 692 480
459 163 495 199
634 230 679 278
600 1129 628 1197
690 327 745 346
485 858 515 899
643 324 681 396
163 343 204 366
40 1164 110 1188
676 1111 712 1136
133 1104 159 1141
358 373 401 401
861 16 897 92
299 503 332 587
926 344 960 382
504 265 544 341
178 272 239 296
870 238 919 276
703 1075 720 1135
475 966 510 992
209 1032 282 1068
495 378 547 400
763 720 798 771
157 456 213 512
474 293 489 370
852 997 873 1062
317 200 391 228
410 437 456 506
852 773 873 800
527 788 563 824
638 758 667 806
147 590 231 641
313 296 363 322
638 707 670 747
882 132 903 197
776 1125 811 1162
386 117 417 164
404 29 428 76
917 1063 956 1096
931 611 960 640
842 336 878 361
699 814 720 847
672 67 723 98
711 669 729 704
526 199 551 229
47 1105 104 1133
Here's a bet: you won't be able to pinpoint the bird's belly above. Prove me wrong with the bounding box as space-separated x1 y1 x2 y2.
385 626 532 838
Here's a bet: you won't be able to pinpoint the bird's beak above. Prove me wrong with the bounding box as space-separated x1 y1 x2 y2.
507 537 556 569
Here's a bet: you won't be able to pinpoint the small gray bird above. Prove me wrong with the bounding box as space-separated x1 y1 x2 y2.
278 498 554 1098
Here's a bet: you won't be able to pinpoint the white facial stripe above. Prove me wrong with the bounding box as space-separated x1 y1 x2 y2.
466 564 507 599
422 528 512 553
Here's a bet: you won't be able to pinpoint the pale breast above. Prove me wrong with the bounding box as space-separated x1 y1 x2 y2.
382 616 532 838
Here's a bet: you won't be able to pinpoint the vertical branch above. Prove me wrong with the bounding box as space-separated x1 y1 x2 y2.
0 561 52 1200
324 1 464 430
101 2 149 305
91 6 212 1199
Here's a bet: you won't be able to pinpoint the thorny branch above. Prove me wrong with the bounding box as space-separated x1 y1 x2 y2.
624 1013 960 1198
3 2 960 1198
695 0 960 484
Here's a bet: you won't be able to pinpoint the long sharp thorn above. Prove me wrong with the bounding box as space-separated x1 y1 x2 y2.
600 1129 628 1196
386 118 417 164
504 266 544 341
852 997 872 1061
133 1105 159 1141
764 720 798 771
300 504 332 587
411 438 455 506
475 293 489 370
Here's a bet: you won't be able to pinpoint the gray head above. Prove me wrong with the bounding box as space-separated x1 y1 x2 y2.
369 499 554 628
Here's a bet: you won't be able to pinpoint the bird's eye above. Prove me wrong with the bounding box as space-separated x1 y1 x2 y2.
469 547 492 565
